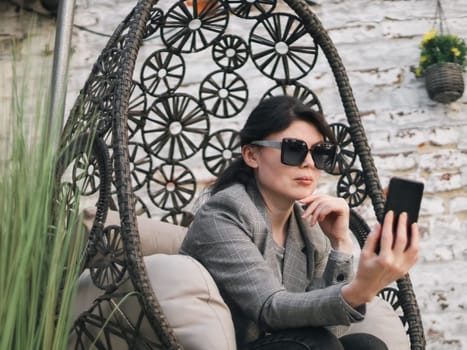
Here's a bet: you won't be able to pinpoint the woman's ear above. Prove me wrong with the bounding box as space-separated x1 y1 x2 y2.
242 145 259 168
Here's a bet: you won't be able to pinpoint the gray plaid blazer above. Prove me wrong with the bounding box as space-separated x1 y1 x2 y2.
179 181 364 347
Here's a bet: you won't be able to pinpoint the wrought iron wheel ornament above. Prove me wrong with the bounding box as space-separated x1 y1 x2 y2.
202 129 241 176
200 70 248 118
71 293 161 349
140 50 185 97
133 194 152 218
212 34 249 71
55 181 80 229
249 13 318 82
71 151 102 196
226 0 277 19
126 142 153 192
54 133 111 277
162 0 229 53
337 169 367 207
81 77 113 135
127 81 148 140
143 6 164 39
89 225 127 291
326 123 356 175
161 210 195 227
143 93 209 161
378 287 407 326
262 82 322 112
147 162 196 211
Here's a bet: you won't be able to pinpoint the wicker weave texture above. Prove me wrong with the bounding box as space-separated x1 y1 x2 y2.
425 62 465 103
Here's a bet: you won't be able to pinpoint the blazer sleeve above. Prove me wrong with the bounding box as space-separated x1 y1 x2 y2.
180 190 364 331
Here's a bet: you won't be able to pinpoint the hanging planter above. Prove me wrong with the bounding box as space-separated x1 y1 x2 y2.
415 1 466 104
424 62 465 103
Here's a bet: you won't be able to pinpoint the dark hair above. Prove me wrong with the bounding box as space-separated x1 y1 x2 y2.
210 95 335 194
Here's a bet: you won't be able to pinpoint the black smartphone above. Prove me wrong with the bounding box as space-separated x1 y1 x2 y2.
376 177 424 252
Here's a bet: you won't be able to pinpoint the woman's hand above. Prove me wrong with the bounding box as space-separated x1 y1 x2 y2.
341 211 420 307
299 194 352 254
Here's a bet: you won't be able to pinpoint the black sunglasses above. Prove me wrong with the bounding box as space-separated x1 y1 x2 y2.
250 138 336 170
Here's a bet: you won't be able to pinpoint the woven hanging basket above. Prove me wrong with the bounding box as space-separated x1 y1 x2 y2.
424 62 465 103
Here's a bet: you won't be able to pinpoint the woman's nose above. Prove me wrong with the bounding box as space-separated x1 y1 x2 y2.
300 151 315 168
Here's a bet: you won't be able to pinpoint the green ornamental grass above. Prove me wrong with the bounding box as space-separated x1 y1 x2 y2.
0 37 86 350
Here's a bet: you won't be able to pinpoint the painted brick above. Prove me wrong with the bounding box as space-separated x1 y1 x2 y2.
448 197 467 214
420 195 445 216
373 152 418 170
419 150 467 171
429 127 460 146
458 127 467 150
394 128 428 148
425 171 463 193
328 22 382 45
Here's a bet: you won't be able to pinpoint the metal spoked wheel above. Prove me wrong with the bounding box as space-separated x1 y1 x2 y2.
199 70 248 118
249 13 318 82
226 0 276 19
212 34 249 71
55 133 111 273
326 123 356 175
161 210 195 227
378 287 407 326
337 169 367 207
147 162 196 211
127 80 148 141
202 129 241 176
71 292 160 349
140 50 185 97
143 6 164 39
143 93 210 162
162 0 229 53
89 225 127 291
262 82 322 112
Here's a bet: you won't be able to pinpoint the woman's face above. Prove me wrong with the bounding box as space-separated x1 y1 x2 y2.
245 119 324 206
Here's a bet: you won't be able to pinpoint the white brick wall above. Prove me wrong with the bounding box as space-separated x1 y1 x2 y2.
1 0 466 348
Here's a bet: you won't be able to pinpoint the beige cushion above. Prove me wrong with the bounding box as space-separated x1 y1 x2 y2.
82 208 187 256
343 297 410 350
71 254 236 350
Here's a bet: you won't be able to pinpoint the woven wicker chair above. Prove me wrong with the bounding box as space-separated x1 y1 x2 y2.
59 0 426 349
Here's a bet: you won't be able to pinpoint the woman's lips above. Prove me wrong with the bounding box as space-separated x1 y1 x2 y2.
295 176 313 185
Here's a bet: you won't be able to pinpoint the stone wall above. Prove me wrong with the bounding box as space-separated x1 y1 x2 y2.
1 0 466 348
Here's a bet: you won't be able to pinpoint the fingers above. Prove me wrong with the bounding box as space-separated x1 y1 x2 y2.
357 213 420 290
406 223 420 263
409 223 419 251
393 212 408 253
379 211 419 273
379 210 395 254
300 195 348 225
362 223 382 255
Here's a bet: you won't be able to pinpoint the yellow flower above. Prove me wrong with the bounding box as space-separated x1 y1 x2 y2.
420 55 428 63
421 29 436 45
451 47 461 57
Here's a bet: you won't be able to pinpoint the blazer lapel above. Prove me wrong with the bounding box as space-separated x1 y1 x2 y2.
282 209 308 292
245 182 309 291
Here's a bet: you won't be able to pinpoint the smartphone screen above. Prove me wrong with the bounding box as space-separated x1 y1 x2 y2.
376 177 424 252
384 177 424 226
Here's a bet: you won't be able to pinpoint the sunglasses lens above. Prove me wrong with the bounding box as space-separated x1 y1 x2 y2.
312 143 336 170
281 139 308 166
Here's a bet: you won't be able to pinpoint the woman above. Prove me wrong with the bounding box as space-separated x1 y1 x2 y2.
180 96 419 349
